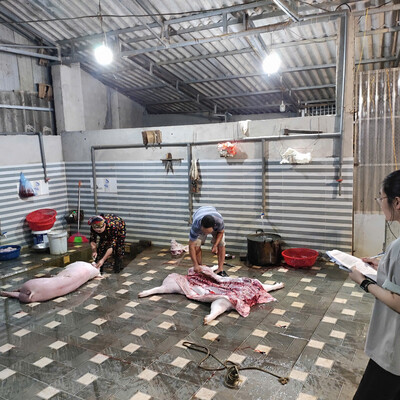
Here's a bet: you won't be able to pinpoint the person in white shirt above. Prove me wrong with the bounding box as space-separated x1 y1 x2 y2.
350 170 400 400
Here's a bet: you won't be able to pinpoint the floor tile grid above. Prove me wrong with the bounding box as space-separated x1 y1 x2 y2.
0 248 376 398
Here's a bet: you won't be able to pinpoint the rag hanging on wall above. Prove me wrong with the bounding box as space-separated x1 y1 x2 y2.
190 158 200 193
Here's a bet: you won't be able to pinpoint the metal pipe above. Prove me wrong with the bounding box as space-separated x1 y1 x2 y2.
37 131 49 182
92 133 340 152
261 139 266 215
91 147 98 214
187 144 193 225
352 3 400 16
0 45 60 61
272 0 300 22
0 44 59 49
337 13 348 196
0 104 53 112
91 132 341 215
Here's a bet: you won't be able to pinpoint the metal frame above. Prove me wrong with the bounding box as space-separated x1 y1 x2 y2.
91 132 341 217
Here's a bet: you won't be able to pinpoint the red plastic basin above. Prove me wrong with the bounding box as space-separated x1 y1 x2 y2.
26 209 57 231
282 248 319 268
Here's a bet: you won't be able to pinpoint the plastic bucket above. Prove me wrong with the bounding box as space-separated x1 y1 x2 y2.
47 230 68 255
32 230 50 250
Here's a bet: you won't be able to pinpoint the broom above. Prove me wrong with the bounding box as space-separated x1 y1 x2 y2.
68 181 89 243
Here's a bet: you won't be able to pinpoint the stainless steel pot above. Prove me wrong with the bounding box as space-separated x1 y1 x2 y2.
247 230 282 266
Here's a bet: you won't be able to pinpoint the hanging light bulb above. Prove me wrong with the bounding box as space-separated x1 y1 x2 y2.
280 100 286 112
94 0 113 66
262 52 282 75
94 42 113 65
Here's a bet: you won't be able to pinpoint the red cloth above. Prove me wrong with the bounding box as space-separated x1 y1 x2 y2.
170 267 276 317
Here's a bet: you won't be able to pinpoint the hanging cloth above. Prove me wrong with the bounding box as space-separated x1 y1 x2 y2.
189 158 200 193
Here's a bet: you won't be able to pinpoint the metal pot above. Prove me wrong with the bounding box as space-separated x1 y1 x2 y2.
247 230 282 266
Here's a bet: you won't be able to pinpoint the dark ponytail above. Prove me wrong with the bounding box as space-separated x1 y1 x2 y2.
382 170 400 206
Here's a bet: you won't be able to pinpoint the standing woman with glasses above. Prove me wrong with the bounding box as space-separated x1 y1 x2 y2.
88 214 126 273
350 170 400 400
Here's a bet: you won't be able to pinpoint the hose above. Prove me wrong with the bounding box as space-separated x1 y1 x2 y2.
182 341 289 389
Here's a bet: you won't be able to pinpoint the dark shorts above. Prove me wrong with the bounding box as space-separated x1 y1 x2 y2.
353 359 400 400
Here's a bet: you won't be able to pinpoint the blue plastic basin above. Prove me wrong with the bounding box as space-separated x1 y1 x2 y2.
0 245 21 261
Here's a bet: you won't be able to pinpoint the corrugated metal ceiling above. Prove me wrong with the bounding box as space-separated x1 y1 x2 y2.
0 0 399 116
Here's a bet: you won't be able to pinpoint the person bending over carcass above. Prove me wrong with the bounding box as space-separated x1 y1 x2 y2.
88 214 126 273
188 206 228 277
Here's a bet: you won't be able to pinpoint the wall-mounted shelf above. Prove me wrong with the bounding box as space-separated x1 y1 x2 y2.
160 158 183 162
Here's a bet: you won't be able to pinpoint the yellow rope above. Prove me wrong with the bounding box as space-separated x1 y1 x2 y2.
385 69 398 169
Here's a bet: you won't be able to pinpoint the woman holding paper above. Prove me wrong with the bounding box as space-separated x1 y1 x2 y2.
350 170 400 399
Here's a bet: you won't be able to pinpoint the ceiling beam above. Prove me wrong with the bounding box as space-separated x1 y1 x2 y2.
120 9 349 58
122 63 335 93
156 48 254 66
55 0 361 47
163 1 272 27
0 45 60 61
272 0 299 22
356 25 400 37
73 34 337 67
183 63 336 84
57 1 276 45
145 84 335 106
121 20 293 57
120 54 396 92
120 5 400 58
0 5 57 47
154 35 337 66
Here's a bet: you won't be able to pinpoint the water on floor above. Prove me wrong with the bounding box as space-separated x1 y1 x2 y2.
0 246 373 400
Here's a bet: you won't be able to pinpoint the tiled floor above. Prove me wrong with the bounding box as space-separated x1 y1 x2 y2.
0 247 373 400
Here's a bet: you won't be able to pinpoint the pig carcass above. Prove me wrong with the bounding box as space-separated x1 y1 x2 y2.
0 261 100 303
138 266 284 324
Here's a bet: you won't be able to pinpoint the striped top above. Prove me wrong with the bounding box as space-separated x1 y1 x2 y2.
189 206 224 241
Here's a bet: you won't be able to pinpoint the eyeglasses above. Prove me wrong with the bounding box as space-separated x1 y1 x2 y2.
92 224 105 231
375 196 388 205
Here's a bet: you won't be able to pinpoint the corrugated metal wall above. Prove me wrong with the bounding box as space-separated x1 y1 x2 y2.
355 68 400 213
66 157 353 254
0 91 54 134
355 67 400 250
0 162 68 246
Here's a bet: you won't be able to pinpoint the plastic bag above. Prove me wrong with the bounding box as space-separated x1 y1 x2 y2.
170 239 189 256
19 172 36 198
217 141 237 157
280 148 312 164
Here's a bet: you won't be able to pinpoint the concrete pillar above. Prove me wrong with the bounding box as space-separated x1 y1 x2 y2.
52 63 85 132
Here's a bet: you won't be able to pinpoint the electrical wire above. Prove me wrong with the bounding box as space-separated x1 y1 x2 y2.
183 341 289 388
335 3 351 12
0 4 270 25
356 8 369 76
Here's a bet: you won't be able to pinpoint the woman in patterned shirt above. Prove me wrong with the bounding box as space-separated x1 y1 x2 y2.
88 214 126 273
